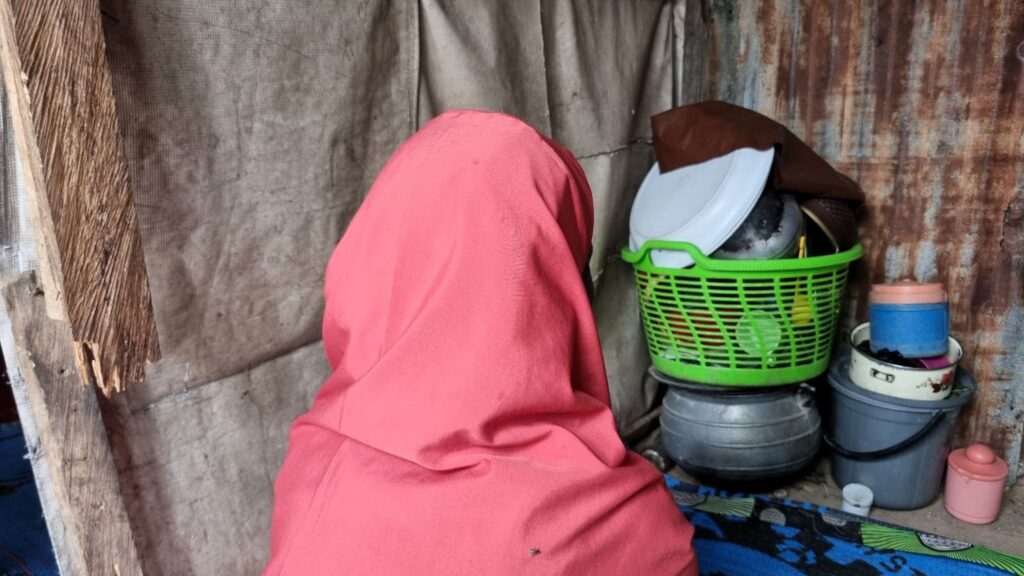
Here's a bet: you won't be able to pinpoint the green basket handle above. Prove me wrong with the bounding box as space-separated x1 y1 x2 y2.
621 240 863 273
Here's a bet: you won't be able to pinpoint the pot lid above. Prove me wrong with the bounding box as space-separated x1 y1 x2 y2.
948 444 1009 482
870 281 946 304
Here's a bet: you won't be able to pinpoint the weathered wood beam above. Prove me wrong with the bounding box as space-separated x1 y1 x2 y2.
2 273 142 575
0 0 159 394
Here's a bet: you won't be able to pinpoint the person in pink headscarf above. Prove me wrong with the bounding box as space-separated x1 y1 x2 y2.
265 110 698 576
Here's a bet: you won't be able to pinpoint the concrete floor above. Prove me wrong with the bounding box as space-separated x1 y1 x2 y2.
670 457 1024 557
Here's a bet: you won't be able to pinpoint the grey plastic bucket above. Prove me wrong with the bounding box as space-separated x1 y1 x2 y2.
826 351 975 510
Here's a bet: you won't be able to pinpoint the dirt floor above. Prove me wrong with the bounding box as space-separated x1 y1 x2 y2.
670 457 1024 557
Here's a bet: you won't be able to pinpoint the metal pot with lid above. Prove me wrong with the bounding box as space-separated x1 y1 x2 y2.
655 369 821 485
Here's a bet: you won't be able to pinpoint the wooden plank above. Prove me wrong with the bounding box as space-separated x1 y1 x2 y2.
3 273 142 575
0 303 75 574
0 0 159 394
0 0 65 320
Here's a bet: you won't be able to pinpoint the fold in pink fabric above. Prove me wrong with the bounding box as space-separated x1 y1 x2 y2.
265 110 697 576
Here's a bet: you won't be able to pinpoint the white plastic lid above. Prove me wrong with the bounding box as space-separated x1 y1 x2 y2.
629 147 774 268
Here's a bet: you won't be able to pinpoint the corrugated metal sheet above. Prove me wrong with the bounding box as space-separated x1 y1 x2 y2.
680 0 1024 481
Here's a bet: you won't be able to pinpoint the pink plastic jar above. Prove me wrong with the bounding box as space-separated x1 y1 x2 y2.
944 444 1009 524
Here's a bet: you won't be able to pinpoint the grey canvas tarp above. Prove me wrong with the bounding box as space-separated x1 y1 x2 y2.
95 1 683 573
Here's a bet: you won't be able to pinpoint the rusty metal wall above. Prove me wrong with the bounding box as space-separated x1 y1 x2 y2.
679 0 1024 481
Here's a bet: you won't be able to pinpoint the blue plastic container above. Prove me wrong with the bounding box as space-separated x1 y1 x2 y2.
869 301 949 358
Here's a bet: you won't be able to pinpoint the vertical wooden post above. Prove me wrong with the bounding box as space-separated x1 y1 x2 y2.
2 274 143 575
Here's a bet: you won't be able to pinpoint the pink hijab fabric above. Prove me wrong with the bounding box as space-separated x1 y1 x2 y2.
265 110 697 576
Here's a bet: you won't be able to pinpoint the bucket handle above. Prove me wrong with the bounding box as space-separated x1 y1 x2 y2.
823 411 946 461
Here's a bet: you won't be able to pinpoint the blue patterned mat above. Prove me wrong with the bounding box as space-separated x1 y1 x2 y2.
666 475 1024 576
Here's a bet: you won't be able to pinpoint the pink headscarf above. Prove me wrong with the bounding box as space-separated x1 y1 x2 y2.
265 110 697 575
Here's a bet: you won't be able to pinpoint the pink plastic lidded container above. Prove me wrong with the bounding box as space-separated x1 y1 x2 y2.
944 444 1009 524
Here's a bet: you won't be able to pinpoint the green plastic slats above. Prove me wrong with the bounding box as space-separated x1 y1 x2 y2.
622 241 862 387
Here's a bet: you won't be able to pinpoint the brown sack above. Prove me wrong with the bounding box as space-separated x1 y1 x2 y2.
651 101 864 203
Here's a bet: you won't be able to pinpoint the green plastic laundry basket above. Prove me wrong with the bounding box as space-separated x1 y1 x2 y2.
621 240 862 386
